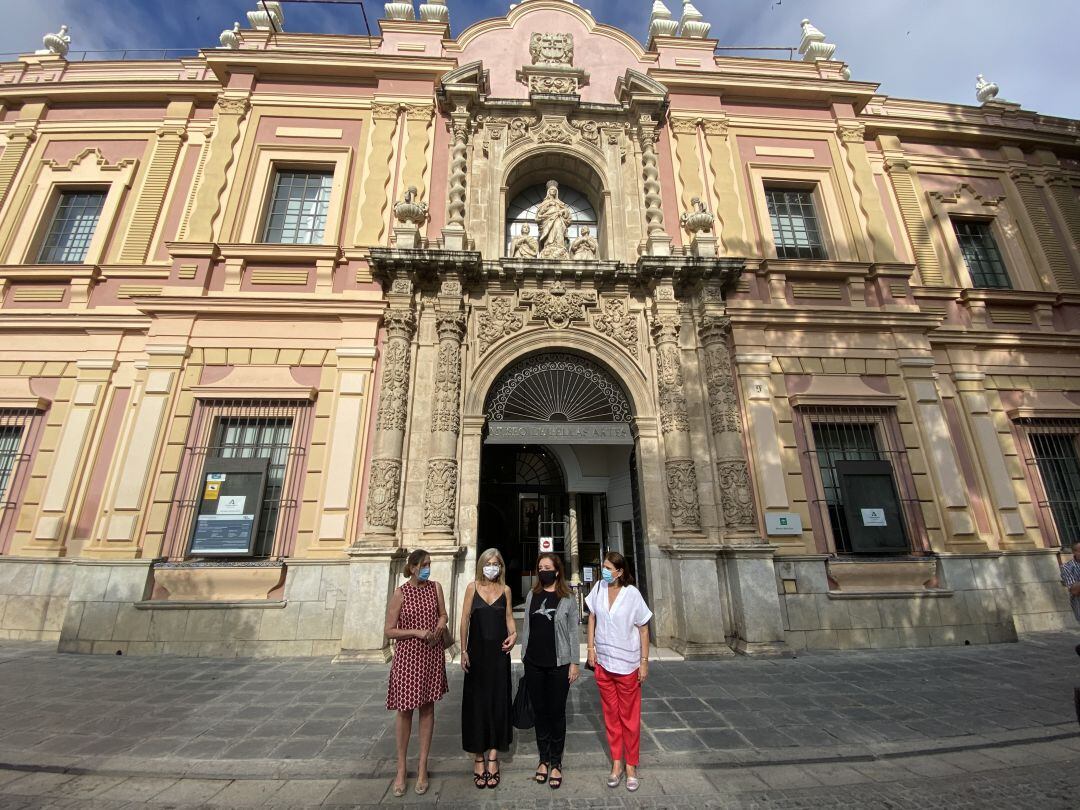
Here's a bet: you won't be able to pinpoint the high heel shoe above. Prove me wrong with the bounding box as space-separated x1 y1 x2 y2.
548 765 563 790
534 761 549 784
473 757 488 790
485 757 500 789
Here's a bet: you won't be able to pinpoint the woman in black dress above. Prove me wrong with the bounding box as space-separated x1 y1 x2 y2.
459 547 516 788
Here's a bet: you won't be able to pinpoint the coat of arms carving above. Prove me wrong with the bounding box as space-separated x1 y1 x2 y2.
530 33 574 66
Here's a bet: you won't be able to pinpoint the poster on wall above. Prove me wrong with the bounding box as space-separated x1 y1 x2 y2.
189 457 269 556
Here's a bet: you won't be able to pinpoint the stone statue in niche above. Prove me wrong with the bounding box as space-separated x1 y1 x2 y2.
570 226 598 260
510 224 539 258
536 180 572 260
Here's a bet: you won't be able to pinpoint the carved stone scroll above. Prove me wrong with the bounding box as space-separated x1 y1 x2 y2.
422 459 459 528
365 459 403 529
716 460 755 529
478 296 524 355
593 298 639 357
521 281 597 329
666 459 702 531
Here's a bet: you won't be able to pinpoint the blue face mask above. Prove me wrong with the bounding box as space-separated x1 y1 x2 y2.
601 568 615 584
417 566 431 581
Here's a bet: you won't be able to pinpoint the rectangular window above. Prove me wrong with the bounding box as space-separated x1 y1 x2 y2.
800 407 920 554
262 169 333 244
951 218 1011 289
765 187 827 260
164 400 312 559
1018 420 1080 547
37 190 106 264
0 409 41 553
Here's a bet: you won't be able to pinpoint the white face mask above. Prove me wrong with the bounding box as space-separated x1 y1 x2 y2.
483 565 501 581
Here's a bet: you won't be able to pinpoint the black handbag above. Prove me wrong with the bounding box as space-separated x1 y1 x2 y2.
512 675 534 729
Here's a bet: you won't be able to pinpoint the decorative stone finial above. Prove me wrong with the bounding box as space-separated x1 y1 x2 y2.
384 1 416 21
220 22 241 50
678 0 711 39
799 18 837 62
393 186 429 227
680 197 714 234
648 1 678 41
247 2 285 31
975 74 1000 104
37 24 71 57
419 0 449 25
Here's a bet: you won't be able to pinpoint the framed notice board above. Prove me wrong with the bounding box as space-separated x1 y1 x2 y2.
189 457 269 556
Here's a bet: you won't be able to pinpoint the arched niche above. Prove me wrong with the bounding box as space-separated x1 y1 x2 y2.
496 149 611 260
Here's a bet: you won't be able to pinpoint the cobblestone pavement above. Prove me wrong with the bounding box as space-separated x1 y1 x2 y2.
0 632 1079 807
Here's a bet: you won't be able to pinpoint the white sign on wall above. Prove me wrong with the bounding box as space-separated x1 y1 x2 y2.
861 508 887 527
539 536 554 552
765 512 803 536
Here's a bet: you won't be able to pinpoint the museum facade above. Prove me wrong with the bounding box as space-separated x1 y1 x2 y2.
0 0 1078 659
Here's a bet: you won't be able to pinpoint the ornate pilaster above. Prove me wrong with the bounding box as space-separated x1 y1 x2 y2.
363 302 417 536
639 114 671 256
650 307 701 532
0 126 36 213
423 308 466 535
185 95 250 242
702 114 750 256
1008 167 1078 292
884 155 944 285
698 316 757 535
835 121 896 263
356 103 401 247
1046 173 1080 248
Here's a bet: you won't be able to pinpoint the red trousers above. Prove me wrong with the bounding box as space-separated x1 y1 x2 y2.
594 663 642 766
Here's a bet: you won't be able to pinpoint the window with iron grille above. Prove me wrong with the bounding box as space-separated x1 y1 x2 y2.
1015 419 1080 547
37 190 106 264
798 406 921 555
164 400 313 559
951 218 1011 289
262 169 333 244
765 187 827 260
0 409 42 553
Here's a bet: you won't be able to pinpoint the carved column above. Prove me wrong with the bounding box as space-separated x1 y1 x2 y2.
423 298 466 538
650 305 701 533
639 114 671 256
836 121 896 263
363 302 417 539
443 107 471 250
185 95 249 242
698 316 758 538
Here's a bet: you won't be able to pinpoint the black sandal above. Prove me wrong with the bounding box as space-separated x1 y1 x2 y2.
473 757 488 789
548 765 563 790
534 761 549 784
485 757 500 789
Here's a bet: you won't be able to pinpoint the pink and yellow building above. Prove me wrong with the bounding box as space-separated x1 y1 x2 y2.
0 1 1078 659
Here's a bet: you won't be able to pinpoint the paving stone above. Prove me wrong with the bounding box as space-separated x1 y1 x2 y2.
147 778 230 805
205 779 286 806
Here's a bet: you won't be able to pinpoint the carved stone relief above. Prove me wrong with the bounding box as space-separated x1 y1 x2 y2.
374 340 412 432
592 297 639 357
477 296 524 355
521 281 597 329
716 460 755 529
422 458 458 527
666 459 702 531
530 33 574 65
431 313 465 434
365 458 402 528
651 315 689 434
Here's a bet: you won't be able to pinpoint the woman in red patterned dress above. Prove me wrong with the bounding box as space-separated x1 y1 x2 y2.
384 549 449 797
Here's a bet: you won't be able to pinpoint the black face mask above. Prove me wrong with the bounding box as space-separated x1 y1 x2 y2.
538 570 557 586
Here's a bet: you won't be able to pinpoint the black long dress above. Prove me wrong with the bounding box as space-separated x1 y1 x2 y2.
461 590 513 753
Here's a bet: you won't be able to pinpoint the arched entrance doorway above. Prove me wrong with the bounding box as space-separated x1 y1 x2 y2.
478 352 642 603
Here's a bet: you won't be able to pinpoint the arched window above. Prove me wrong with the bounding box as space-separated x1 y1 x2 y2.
505 183 597 257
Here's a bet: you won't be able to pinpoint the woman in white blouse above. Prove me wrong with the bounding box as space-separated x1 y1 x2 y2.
585 551 652 792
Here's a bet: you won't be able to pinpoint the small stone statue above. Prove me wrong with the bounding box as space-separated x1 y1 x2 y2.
38 25 71 57
536 180 572 260
975 74 999 104
393 186 429 226
510 224 539 259
680 197 715 234
220 22 241 50
247 1 285 31
570 226 598 260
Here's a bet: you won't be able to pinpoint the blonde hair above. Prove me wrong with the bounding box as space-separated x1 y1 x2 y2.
475 547 506 587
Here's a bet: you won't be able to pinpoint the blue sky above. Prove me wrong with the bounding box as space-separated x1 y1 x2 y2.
4 1 1078 119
